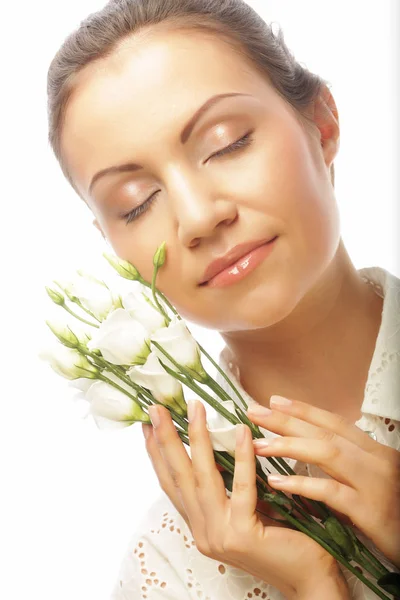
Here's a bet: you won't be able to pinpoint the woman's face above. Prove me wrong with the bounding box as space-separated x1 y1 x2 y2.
61 28 340 331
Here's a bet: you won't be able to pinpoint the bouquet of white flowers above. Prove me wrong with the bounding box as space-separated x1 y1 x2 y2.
40 242 399 599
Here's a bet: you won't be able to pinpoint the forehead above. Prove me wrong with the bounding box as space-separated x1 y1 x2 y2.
61 28 273 196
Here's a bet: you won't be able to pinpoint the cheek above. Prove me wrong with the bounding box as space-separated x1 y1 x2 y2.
291 162 340 276
268 127 340 270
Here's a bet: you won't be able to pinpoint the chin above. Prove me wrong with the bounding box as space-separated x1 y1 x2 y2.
171 274 303 331
196 295 298 332
217 309 290 332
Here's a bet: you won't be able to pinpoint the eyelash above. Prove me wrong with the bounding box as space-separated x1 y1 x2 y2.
208 130 254 160
122 130 254 225
123 194 158 225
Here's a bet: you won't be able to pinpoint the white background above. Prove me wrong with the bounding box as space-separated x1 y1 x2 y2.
1 1 398 599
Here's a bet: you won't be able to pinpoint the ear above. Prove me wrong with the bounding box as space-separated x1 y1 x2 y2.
92 219 106 240
313 85 340 169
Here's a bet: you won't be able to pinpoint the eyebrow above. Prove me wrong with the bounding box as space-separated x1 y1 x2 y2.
88 92 251 195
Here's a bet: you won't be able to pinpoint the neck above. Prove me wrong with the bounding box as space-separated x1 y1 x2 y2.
220 243 383 420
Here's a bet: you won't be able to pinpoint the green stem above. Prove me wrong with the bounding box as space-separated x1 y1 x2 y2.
153 344 314 485
343 525 389 578
62 304 100 328
72 299 102 323
149 286 177 319
355 553 388 581
81 350 144 394
54 281 102 324
205 373 252 422
157 356 242 427
151 268 169 320
199 343 248 410
358 546 390 578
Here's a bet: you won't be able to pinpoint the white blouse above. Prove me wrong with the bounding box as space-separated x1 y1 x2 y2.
111 267 400 600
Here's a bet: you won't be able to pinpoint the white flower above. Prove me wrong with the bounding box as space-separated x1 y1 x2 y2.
87 308 150 365
151 319 206 381
39 345 98 380
206 400 238 455
60 272 121 320
128 352 186 414
122 289 167 334
86 373 149 430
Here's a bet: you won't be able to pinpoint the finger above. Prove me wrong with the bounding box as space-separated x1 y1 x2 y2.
253 436 377 488
188 400 228 522
141 422 189 526
230 424 258 523
148 405 204 531
247 398 380 455
267 473 358 524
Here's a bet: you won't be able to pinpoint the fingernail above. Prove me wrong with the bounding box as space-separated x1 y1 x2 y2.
148 405 160 428
236 424 247 445
270 395 292 408
187 399 197 423
247 404 272 417
253 438 270 447
142 424 152 440
268 474 287 484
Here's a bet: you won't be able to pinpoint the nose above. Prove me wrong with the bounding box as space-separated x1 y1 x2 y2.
168 171 239 248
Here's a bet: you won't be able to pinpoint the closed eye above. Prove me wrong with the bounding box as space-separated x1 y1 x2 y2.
121 191 160 225
207 130 254 161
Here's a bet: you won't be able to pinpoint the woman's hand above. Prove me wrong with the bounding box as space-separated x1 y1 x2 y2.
247 395 400 568
142 400 350 600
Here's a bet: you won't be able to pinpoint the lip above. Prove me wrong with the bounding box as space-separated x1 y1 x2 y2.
199 236 278 286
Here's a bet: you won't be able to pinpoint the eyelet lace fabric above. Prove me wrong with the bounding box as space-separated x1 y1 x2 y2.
111 267 400 600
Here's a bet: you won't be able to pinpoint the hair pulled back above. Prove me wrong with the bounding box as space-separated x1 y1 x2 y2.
47 0 335 192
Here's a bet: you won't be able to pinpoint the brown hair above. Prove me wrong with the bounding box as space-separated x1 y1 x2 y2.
47 0 335 195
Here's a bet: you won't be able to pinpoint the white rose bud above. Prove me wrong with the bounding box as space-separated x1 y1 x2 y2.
46 319 92 349
87 308 150 366
86 376 150 430
45 286 65 306
128 352 186 415
46 320 80 348
123 289 167 334
39 345 98 380
206 400 238 455
103 253 141 281
151 320 207 381
153 242 166 268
